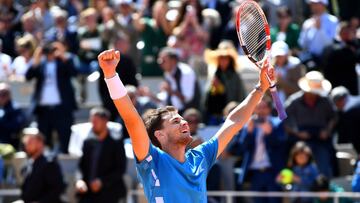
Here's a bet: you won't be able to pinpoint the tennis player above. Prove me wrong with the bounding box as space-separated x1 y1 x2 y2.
98 49 272 203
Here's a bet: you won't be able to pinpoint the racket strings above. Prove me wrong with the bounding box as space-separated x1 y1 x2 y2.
239 4 267 61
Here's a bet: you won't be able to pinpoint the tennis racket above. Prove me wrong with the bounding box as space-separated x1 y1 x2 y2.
236 0 287 120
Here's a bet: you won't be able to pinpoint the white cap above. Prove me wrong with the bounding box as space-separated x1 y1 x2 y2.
271 41 289 57
307 0 328 5
114 0 132 5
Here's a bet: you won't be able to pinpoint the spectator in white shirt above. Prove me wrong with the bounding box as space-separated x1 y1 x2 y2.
11 34 36 81
0 39 12 81
298 0 338 69
157 47 201 114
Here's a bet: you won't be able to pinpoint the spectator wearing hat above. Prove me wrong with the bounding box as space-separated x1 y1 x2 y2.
330 86 360 153
271 41 306 104
298 0 338 69
284 71 337 178
157 47 201 114
322 22 359 95
270 6 301 51
204 40 246 125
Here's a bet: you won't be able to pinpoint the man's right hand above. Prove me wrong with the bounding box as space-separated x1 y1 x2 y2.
75 180 88 193
97 49 121 78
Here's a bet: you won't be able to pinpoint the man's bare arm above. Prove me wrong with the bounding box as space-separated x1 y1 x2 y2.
98 50 150 161
215 63 272 157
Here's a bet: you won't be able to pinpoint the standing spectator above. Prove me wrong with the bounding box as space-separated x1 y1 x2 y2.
204 40 246 125
228 97 287 203
75 107 127 203
330 86 360 153
11 34 36 80
20 11 43 43
322 22 359 95
157 47 201 114
133 0 172 76
270 6 301 51
271 41 305 103
45 8 79 54
284 71 336 178
0 83 26 149
0 38 12 81
25 41 78 153
285 141 319 203
77 8 106 103
29 0 54 32
20 128 65 203
298 0 338 69
98 32 138 121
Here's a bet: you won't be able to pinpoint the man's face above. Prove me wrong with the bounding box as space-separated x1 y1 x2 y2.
309 2 325 15
90 115 108 135
157 112 192 147
158 55 175 72
254 100 271 118
23 136 42 157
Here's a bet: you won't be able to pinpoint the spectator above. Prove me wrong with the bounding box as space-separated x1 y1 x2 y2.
157 47 201 114
26 41 78 153
0 38 12 81
77 7 106 103
20 128 66 203
285 141 319 203
133 0 172 76
75 107 127 203
45 8 79 54
284 71 336 178
330 86 360 153
298 0 338 69
270 6 301 51
221 5 241 50
20 11 43 43
29 0 54 32
172 0 209 74
114 0 141 66
11 34 36 80
183 108 203 149
271 41 305 103
0 82 26 149
228 97 287 203
204 40 246 125
99 32 139 121
322 22 359 95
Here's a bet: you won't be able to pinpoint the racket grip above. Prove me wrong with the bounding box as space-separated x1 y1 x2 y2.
269 86 287 120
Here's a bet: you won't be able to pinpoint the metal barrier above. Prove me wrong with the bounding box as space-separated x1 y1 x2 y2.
127 190 360 203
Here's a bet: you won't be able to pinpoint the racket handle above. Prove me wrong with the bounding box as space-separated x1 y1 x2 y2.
269 86 287 120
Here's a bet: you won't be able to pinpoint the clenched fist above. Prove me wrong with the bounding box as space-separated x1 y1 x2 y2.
97 49 121 78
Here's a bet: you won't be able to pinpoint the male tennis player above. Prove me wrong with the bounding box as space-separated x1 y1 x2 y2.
98 49 272 203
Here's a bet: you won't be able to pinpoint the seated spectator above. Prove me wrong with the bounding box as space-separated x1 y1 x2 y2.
313 174 352 203
20 128 66 203
271 41 305 103
11 34 36 81
204 40 246 125
0 38 12 81
284 71 336 178
157 47 201 114
322 22 359 95
0 83 27 149
285 141 319 203
228 97 287 203
270 6 301 51
75 107 127 203
298 0 338 69
330 86 360 153
133 0 172 76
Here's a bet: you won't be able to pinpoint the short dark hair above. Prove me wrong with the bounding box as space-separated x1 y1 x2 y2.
90 107 111 120
276 6 292 18
288 141 314 168
183 108 202 123
142 106 177 149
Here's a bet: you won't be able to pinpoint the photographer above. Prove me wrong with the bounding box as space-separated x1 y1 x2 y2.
228 97 288 203
25 41 78 154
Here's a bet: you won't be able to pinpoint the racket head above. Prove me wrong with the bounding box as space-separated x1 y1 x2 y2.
236 0 271 67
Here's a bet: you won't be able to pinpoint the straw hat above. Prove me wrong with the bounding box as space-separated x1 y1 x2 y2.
298 71 332 96
204 40 240 69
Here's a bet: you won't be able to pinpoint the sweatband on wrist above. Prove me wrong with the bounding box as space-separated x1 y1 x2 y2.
104 73 127 99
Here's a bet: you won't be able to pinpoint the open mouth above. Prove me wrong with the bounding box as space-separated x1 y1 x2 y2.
181 129 189 134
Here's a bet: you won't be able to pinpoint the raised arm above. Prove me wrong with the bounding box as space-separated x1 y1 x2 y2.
98 49 149 161
215 62 272 157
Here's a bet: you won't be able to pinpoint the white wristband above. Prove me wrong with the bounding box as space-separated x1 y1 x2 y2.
104 73 127 99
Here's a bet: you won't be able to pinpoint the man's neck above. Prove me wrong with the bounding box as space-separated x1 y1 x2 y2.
94 129 108 141
163 145 186 163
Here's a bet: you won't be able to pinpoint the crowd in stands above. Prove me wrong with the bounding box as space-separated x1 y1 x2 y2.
0 0 360 202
